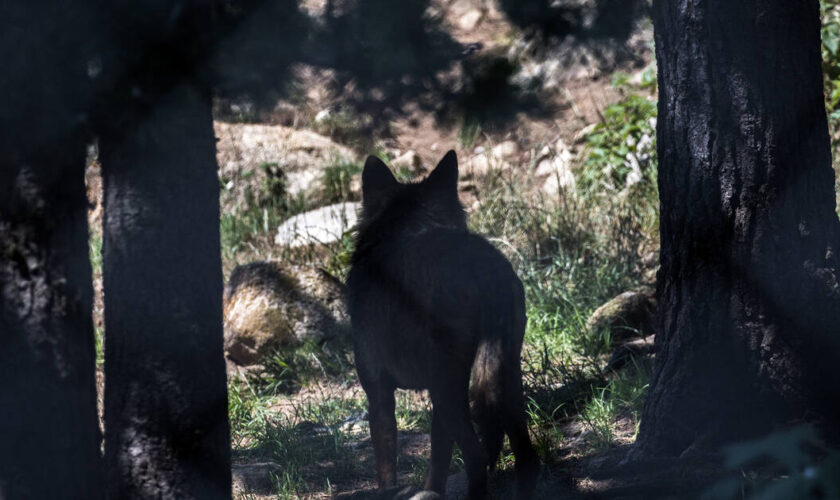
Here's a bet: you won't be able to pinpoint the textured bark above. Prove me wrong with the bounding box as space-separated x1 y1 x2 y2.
99 82 231 498
0 2 102 497
638 0 840 456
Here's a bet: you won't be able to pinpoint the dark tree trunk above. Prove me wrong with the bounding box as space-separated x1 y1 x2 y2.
0 2 102 497
638 0 840 456
99 81 231 498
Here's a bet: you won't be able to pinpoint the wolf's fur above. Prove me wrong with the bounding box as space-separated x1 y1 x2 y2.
346 151 539 499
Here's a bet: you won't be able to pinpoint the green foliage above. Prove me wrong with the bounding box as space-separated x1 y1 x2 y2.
88 232 102 277
580 94 657 196
220 162 307 263
458 119 483 149
320 158 362 203
704 426 840 500
469 159 654 456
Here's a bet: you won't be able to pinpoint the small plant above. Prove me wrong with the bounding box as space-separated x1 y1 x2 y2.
579 387 617 450
580 94 657 195
321 158 362 203
88 232 102 277
458 119 483 149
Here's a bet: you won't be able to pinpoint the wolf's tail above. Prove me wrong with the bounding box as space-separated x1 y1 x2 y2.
471 281 539 497
471 336 506 469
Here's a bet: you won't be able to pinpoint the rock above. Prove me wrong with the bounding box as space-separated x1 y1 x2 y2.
464 153 509 178
391 150 423 173
457 9 483 31
335 486 441 500
223 262 348 365
314 108 331 123
606 334 655 372
536 141 576 195
491 140 519 161
274 202 360 248
232 462 283 494
586 286 657 343
215 121 356 211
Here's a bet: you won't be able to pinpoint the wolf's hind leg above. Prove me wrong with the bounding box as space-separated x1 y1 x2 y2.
502 365 539 499
365 380 398 490
424 406 454 494
432 382 488 500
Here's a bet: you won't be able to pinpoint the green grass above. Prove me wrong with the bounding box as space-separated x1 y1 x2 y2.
458 119 483 149
321 158 362 203
219 182 307 265
222 64 661 496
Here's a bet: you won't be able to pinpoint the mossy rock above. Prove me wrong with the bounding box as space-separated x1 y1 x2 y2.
223 261 348 366
586 286 657 342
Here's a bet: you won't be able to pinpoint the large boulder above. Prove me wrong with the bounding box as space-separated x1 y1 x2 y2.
586 286 657 343
223 262 348 366
215 121 357 211
274 201 360 248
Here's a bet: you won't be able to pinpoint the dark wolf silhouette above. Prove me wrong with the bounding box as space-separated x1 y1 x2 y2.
346 151 539 499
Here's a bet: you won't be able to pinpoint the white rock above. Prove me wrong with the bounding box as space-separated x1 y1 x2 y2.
314 108 331 123
391 150 422 172
491 140 519 161
457 9 482 31
274 202 360 248
539 156 576 195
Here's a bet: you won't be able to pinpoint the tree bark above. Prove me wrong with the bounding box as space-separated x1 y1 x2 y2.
638 0 840 456
0 2 102 496
99 81 231 498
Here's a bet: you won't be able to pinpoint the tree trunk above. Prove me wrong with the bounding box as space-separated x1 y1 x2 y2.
99 81 231 498
638 0 840 456
0 3 102 497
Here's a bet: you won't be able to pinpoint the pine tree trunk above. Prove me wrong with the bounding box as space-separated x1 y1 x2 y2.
638 0 840 456
0 3 102 496
99 81 231 498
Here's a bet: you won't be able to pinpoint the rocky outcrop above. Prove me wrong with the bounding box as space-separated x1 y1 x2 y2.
215 121 357 212
274 202 360 248
586 286 656 343
223 262 348 365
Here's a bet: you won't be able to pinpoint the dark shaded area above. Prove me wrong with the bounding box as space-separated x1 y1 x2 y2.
635 0 840 457
0 1 102 497
436 51 554 133
499 0 648 41
315 0 462 109
213 0 311 107
210 0 553 136
93 3 232 497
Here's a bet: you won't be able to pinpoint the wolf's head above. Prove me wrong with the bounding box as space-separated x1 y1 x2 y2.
357 150 467 239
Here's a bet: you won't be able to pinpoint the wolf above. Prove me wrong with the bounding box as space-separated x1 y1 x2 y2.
346 150 539 499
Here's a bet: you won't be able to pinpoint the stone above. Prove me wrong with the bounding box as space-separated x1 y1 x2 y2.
274 202 360 248
606 334 656 372
215 121 356 212
464 153 509 178
232 462 283 494
537 147 576 195
223 262 348 365
457 9 482 31
491 140 520 161
586 286 657 343
391 150 423 173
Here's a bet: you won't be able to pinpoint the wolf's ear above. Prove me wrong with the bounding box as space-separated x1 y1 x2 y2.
425 150 458 196
362 155 398 205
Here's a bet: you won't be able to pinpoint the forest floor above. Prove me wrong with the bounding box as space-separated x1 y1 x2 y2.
83 1 761 498
217 2 668 497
